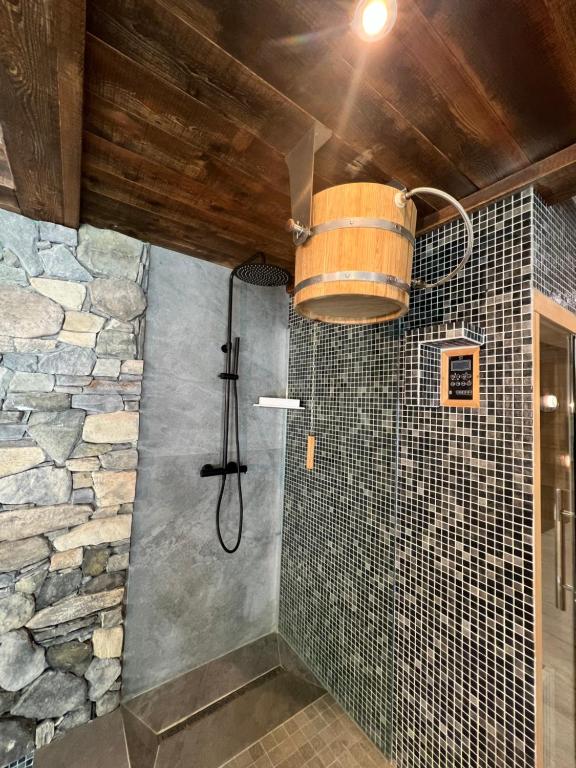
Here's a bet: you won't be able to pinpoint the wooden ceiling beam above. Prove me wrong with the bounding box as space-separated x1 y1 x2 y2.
0 0 85 226
417 142 576 234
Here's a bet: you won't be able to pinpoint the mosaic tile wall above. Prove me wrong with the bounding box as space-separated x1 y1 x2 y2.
533 194 576 313
4 756 33 768
280 312 400 752
279 188 553 768
394 191 534 768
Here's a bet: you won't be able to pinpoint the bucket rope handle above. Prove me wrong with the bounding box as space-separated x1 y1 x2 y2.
396 187 474 291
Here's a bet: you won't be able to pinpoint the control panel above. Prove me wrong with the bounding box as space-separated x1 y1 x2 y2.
441 346 480 408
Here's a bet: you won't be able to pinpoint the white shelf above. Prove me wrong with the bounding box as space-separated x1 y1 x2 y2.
253 404 305 410
253 397 305 410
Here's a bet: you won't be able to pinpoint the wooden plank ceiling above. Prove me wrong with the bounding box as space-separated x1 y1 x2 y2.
1 0 576 270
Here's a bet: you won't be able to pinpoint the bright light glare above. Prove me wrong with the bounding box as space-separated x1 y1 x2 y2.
541 393 559 412
362 1 388 37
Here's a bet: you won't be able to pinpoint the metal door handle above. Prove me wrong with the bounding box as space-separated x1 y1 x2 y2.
554 488 574 610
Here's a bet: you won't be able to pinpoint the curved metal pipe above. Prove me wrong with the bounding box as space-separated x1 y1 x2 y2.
399 186 475 291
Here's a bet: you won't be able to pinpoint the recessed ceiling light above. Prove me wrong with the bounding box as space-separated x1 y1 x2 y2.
352 0 397 42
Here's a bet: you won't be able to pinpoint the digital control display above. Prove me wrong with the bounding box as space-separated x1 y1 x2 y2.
448 354 474 400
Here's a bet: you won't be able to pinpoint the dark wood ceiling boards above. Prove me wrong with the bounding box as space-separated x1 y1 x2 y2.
0 0 85 226
1 0 576 268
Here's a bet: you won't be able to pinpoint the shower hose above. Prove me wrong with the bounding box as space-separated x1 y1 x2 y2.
215 336 243 553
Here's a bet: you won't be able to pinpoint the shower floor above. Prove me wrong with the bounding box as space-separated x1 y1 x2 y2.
34 636 391 768
220 694 391 768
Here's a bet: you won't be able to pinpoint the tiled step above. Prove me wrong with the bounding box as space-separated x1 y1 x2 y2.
35 710 130 768
152 669 324 768
123 634 279 737
34 634 325 768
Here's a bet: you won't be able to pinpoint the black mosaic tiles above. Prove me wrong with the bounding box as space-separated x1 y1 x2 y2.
280 312 400 753
395 190 535 768
533 194 576 312
3 755 33 768
279 188 572 768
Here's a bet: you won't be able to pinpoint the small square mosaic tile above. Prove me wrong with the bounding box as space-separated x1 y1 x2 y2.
280 188 576 768
219 694 391 768
2 754 34 768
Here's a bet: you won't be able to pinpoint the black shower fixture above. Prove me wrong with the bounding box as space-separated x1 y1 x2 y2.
200 253 291 554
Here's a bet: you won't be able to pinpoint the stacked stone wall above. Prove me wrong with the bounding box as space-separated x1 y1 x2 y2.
0 211 148 765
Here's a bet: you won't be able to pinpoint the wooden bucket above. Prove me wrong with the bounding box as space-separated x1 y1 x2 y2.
293 182 418 324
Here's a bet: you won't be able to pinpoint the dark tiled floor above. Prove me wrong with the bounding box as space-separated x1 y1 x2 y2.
219 695 391 768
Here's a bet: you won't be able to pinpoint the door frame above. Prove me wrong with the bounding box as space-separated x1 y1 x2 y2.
533 289 576 768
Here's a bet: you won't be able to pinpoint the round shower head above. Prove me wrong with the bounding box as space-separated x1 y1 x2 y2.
234 261 291 287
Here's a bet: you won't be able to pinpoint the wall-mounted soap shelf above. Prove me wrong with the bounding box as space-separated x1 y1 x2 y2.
418 321 486 349
253 396 305 410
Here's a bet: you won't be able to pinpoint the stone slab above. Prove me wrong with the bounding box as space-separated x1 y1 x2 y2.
0 629 46 691
39 244 92 282
0 284 64 338
53 516 132 551
57 330 97 348
8 372 55 393
0 537 50 573
26 588 124 629
0 209 40 275
92 626 123 659
93 472 137 506
63 311 105 333
49 548 83 572
27 409 85 464
38 345 96 375
30 278 86 311
77 224 142 280
3 392 70 411
0 445 46 478
82 412 139 444
0 504 90 542
0 466 71 506
89 278 146 322
38 221 78 247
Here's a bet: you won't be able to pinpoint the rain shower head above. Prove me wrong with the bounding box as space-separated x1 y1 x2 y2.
233 255 290 287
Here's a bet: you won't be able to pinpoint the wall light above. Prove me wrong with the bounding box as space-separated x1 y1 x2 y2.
352 0 398 42
541 393 559 412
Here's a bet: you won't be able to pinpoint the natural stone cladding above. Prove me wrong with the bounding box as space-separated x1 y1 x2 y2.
0 209 148 766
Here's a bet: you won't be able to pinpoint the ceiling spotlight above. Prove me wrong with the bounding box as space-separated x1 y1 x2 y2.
352 0 397 42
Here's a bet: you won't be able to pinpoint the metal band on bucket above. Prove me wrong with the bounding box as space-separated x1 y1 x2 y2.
294 271 411 295
308 217 415 246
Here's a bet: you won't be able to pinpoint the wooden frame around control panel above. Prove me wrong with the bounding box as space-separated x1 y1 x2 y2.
440 346 480 408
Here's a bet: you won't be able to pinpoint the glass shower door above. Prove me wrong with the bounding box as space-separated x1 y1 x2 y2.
540 320 575 768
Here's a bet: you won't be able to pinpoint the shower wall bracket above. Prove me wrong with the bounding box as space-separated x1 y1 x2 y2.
285 122 332 245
